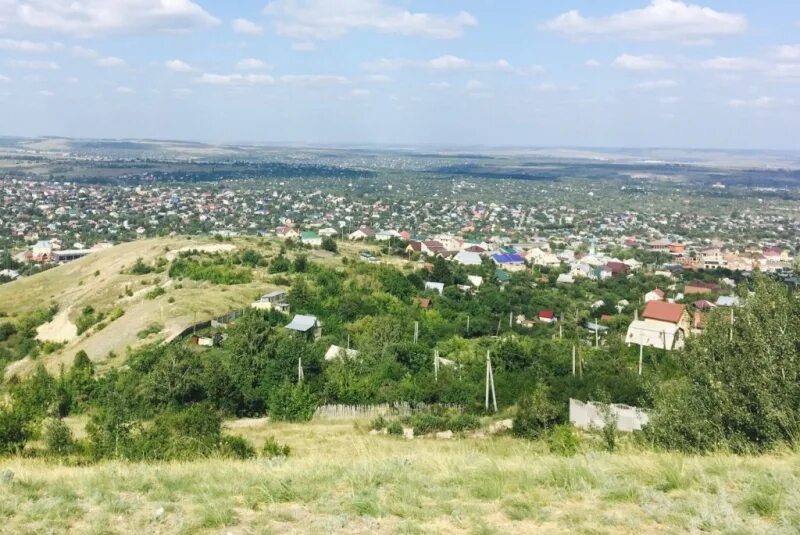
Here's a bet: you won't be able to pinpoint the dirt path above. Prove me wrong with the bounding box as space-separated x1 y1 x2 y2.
36 306 78 343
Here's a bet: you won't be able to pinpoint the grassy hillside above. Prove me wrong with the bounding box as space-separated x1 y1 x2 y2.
1 419 798 534
0 236 408 380
0 237 279 378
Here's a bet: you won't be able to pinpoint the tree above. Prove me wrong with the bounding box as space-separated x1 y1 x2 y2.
646 276 800 453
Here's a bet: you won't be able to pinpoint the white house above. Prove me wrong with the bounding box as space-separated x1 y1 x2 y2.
452 250 482 266
425 282 445 295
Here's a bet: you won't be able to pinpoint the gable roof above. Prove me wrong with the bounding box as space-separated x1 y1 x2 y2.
285 314 319 332
642 301 685 324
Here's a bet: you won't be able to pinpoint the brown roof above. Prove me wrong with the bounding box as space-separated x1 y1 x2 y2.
642 301 685 324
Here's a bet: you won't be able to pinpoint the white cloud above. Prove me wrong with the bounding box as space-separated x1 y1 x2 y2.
4 0 218 37
278 74 348 86
429 81 451 90
38 89 54 96
71 46 125 67
173 88 192 96
612 54 672 71
231 17 263 35
97 56 125 67
166 59 196 73
635 79 677 89
263 0 477 42
0 38 49 52
0 74 10 82
775 45 800 61
196 72 275 86
545 0 746 43
364 74 391 83
466 79 484 90
362 55 537 74
772 63 800 80
236 58 270 71
584 59 601 68
115 86 135 93
728 96 777 108
701 56 761 71
659 96 679 104
350 88 370 97
534 82 577 93
9 59 59 70
291 41 316 51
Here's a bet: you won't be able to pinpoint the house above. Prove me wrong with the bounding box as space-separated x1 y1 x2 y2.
348 226 376 240
467 275 484 288
495 269 511 285
538 310 556 323
300 231 322 247
452 250 482 266
421 240 446 256
669 243 686 255
319 227 338 238
644 288 665 303
649 239 671 252
375 230 399 242
693 300 716 311
30 240 53 262
0 269 20 280
515 314 535 328
556 273 574 284
285 314 321 340
53 249 92 263
424 282 445 295
603 261 629 276
418 297 432 309
325 345 359 361
716 295 740 307
491 253 526 272
625 301 690 350
275 226 299 240
252 290 289 312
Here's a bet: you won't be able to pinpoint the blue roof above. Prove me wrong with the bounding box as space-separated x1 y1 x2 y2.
492 253 525 264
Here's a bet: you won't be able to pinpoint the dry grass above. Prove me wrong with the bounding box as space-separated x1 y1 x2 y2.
2 419 800 534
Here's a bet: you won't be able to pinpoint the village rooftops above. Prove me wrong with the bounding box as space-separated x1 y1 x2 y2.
642 301 685 324
285 314 320 333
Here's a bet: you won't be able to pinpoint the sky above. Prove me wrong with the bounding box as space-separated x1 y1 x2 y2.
0 0 799 149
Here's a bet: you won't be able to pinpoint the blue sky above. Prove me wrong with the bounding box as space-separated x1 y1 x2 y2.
0 0 799 149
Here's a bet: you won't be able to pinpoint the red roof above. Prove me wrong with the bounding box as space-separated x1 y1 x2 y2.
538 310 555 320
642 301 685 324
605 261 629 274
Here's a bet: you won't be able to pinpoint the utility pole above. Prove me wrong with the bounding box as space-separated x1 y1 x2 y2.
495 317 501 336
466 314 470 335
571 345 576 376
729 308 734 342
485 350 497 412
297 357 304 384
559 323 563 340
594 318 599 348
638 343 643 376
414 321 419 343
509 310 513 328
434 350 439 382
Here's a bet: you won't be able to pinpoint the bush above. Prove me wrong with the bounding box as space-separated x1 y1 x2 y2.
262 436 291 458
513 385 560 439
129 258 153 275
321 237 338 253
269 255 291 274
44 418 74 455
547 424 580 456
268 382 317 422
220 436 256 459
144 287 166 300
387 421 403 436
370 415 387 431
0 407 29 455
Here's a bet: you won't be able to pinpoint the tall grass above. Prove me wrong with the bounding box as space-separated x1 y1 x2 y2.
1 420 799 533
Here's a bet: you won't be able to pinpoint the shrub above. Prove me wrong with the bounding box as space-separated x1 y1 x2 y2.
220 436 256 459
144 287 166 300
547 424 580 456
44 418 74 455
0 407 29 455
370 415 387 431
387 421 403 436
268 382 317 422
513 385 559 439
130 258 153 275
137 324 163 339
321 237 338 253
262 436 291 458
